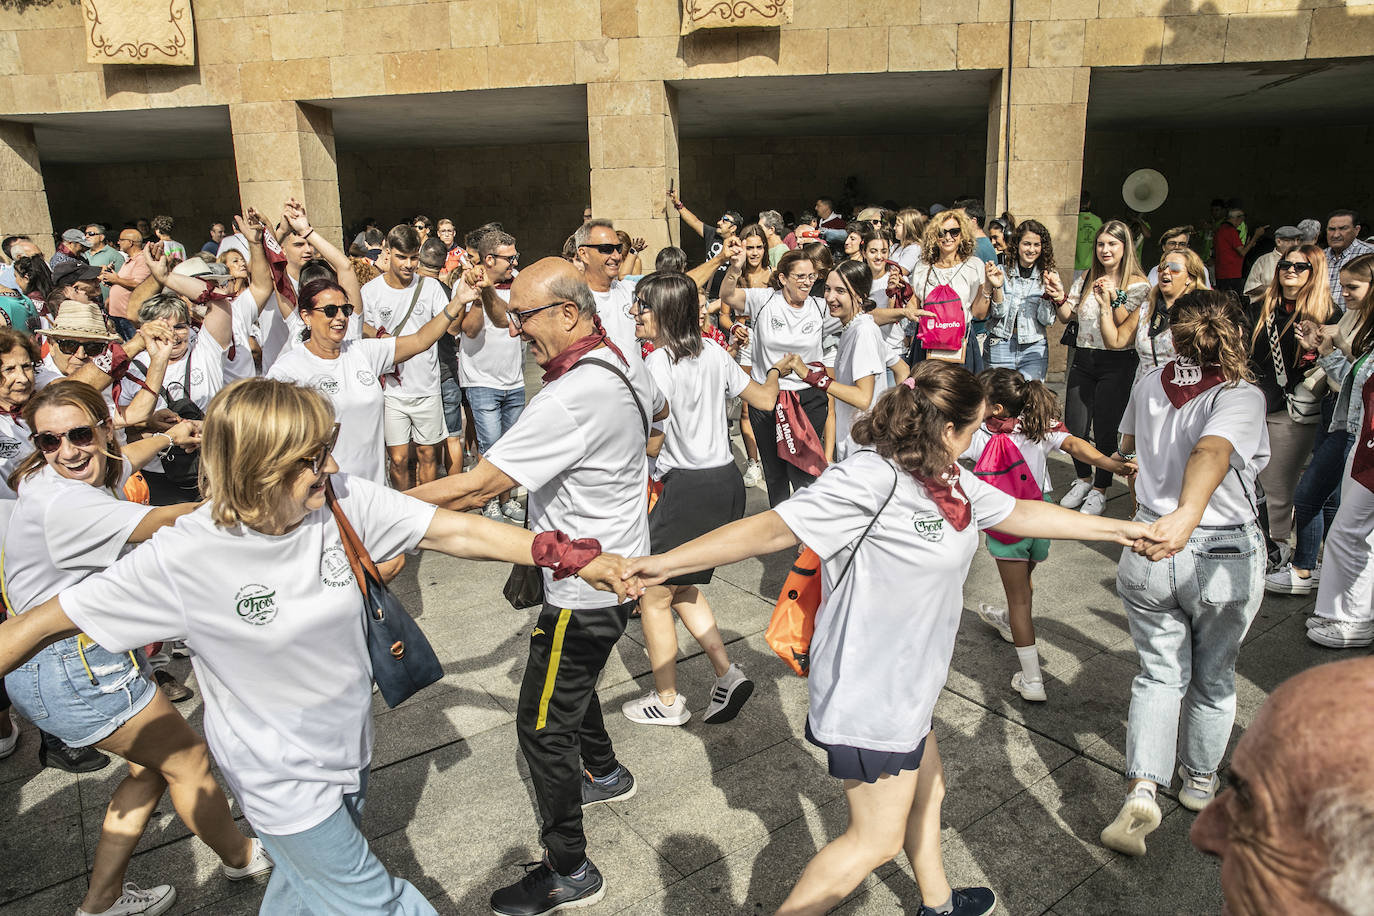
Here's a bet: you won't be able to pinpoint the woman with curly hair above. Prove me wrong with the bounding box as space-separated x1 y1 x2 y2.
983 219 1061 380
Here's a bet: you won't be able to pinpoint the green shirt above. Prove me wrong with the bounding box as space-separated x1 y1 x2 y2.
1075 211 1102 272
0 292 40 334
86 246 126 303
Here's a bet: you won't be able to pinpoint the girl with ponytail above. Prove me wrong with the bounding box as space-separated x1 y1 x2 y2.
1103 289 1269 858
966 368 1135 702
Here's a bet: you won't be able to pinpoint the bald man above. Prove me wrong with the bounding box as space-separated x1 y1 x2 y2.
409 258 668 915
1191 657 1374 914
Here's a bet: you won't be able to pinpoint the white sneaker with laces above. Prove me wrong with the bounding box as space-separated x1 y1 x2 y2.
1059 479 1092 509
742 459 764 489
1079 489 1106 516
1176 765 1219 812
1307 618 1374 648
0 711 18 759
75 882 177 916
1011 672 1047 702
621 690 690 726
975 603 1014 643
704 664 755 724
222 838 274 881
1264 564 1318 595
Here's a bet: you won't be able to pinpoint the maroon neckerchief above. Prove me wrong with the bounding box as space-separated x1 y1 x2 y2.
1160 359 1226 408
262 231 297 308
531 530 603 580
495 281 513 291
1351 373 1374 492
985 416 1019 435
913 464 972 531
0 404 23 422
540 316 626 383
884 260 914 308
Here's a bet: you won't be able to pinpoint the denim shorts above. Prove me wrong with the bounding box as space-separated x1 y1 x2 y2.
4 636 155 748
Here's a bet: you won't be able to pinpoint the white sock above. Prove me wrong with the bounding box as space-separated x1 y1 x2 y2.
1016 644 1042 685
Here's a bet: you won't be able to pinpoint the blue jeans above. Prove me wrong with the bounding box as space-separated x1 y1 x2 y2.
466 385 526 454
439 376 463 438
5 638 155 748
985 337 1049 380
1116 511 1264 784
256 769 437 916
1292 425 1354 571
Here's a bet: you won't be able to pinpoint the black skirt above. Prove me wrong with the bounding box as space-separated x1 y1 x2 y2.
648 461 746 585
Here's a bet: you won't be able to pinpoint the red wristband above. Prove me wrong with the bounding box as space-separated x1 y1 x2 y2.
803 363 832 391
531 530 603 580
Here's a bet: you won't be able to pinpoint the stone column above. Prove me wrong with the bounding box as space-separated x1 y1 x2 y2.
0 121 55 256
586 80 679 264
229 101 342 246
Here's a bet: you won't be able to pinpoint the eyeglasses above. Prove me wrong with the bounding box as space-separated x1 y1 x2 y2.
304 303 355 319
507 300 570 330
632 296 652 314
580 243 620 255
490 252 520 265
1277 261 1313 274
55 339 109 357
1163 239 1189 249
787 273 819 284
32 425 98 454
301 423 341 476
1160 262 1187 274
938 227 962 239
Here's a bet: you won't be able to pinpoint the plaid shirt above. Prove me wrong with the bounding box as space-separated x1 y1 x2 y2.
1327 238 1374 309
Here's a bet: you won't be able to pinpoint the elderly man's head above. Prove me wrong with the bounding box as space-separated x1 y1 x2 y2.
507 257 596 368
1191 657 1374 915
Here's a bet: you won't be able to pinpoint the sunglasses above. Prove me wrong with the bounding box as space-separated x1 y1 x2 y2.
632 296 652 313
938 227 962 239
305 303 355 319
302 423 342 476
32 425 98 454
55 339 109 357
1277 261 1313 274
490 252 520 265
507 300 570 330
580 243 620 255
1160 262 1187 274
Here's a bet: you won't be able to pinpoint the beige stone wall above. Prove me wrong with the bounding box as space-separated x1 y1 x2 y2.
43 158 240 252
337 142 591 260
0 122 53 255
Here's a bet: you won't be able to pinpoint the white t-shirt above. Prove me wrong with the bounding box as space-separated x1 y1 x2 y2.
911 258 984 321
591 281 640 361
459 288 523 390
0 413 34 501
362 275 446 398
1120 366 1270 527
962 423 1072 494
256 275 299 373
123 334 228 475
834 314 892 461
774 451 1015 751
645 340 750 477
267 338 397 486
1 462 149 616
869 276 906 360
485 349 664 609
742 289 831 390
225 289 261 383
891 244 922 277
60 474 436 836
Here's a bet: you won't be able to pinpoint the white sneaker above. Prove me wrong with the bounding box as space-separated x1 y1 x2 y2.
975 603 1014 643
1307 618 1374 648
1176 765 1219 812
500 499 526 524
1011 671 1047 702
221 838 273 881
621 690 690 726
704 664 755 724
1264 564 1318 595
1079 489 1106 516
481 498 503 521
742 459 764 488
75 883 177 916
0 711 18 759
1100 788 1161 857
1059 479 1092 509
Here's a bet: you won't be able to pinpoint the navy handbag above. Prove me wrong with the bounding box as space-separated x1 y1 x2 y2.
326 481 443 708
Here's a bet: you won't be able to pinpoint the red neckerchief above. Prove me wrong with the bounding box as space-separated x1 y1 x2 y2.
1351 373 1374 492
884 260 914 308
0 405 23 422
531 530 602 580
913 464 972 531
1160 359 1226 408
985 416 1019 434
495 281 513 291
541 316 626 383
262 232 297 308
192 279 233 305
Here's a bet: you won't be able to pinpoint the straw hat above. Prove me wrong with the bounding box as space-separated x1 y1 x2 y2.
36 300 119 342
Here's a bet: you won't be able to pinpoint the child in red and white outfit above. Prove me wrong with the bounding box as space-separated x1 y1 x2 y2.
964 368 1135 701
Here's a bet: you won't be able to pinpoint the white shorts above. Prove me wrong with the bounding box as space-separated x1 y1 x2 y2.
383 394 447 447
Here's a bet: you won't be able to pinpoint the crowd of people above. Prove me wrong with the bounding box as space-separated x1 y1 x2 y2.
0 191 1371 916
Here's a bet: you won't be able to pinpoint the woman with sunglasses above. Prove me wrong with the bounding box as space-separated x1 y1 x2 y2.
0 378 632 915
1247 244 1333 557
719 227 775 489
268 275 477 489
1097 248 1209 382
2 379 269 916
910 209 994 371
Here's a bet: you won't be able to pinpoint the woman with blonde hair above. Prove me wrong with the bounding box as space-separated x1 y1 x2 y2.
0 378 631 914
1055 219 1150 516
1098 247 1210 381
1247 244 1333 556
890 208 927 275
908 208 996 372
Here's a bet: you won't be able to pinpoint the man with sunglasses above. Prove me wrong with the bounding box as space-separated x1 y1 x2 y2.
459 229 527 521
666 188 741 292
83 224 124 302
102 228 153 337
411 257 667 916
575 219 639 359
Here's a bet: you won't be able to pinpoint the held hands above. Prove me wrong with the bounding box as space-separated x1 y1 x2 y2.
145 241 169 282
731 322 750 344
1133 509 1198 561
139 319 175 363
621 554 671 591
166 419 203 452
98 264 120 285
235 209 265 245
282 198 311 236
146 408 182 432
578 553 641 602
1106 456 1138 479
1296 320 1336 356
452 272 481 308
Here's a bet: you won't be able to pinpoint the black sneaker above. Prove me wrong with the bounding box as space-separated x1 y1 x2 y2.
38 739 111 773
580 764 636 808
490 858 605 915
155 669 193 703
917 886 997 916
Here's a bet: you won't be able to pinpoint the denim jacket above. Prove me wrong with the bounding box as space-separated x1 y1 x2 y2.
1317 348 1374 436
985 269 1055 344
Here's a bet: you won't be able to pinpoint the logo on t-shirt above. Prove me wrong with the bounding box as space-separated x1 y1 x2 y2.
356 370 377 387
912 515 945 542
234 584 278 625
190 368 204 387
379 307 393 326
0 437 19 458
800 321 819 336
771 315 786 331
313 374 341 395
321 546 354 588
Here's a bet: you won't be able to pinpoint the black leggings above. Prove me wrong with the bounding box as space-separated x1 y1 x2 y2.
1064 347 1138 490
748 387 829 508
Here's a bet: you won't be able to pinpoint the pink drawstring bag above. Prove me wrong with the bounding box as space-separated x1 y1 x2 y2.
973 430 1043 544
918 278 966 353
